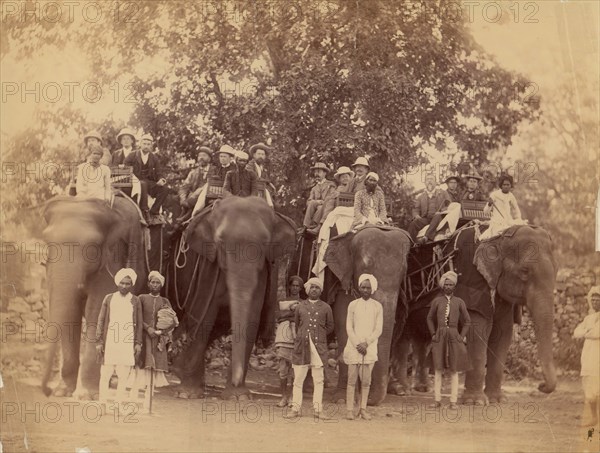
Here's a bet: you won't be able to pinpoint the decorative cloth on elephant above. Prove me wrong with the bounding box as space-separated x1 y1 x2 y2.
114 268 138 286
358 273 378 293
304 277 323 294
148 270 165 286
438 271 458 288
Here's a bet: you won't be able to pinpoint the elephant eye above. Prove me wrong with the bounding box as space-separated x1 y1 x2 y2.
518 267 530 280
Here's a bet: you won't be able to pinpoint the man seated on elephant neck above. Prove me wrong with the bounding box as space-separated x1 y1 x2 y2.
351 172 388 230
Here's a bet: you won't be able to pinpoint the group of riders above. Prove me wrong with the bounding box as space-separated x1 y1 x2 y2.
73 127 525 243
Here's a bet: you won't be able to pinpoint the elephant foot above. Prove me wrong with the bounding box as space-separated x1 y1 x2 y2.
461 392 488 406
173 385 204 399
221 386 252 401
76 389 99 401
413 383 430 393
388 381 410 396
485 391 508 404
52 381 75 398
538 382 555 394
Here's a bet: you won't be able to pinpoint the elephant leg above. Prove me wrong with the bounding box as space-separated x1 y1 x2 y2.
462 311 491 405
173 301 221 399
52 296 84 397
413 338 430 393
79 289 108 399
388 332 411 396
331 292 350 404
485 302 514 403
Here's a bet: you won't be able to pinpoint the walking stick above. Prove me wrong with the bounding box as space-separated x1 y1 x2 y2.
148 369 154 414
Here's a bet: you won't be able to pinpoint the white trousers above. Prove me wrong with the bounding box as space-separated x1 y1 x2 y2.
291 365 324 413
434 370 459 403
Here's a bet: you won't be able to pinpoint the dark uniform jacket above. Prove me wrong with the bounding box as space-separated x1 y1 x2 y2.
292 299 334 366
447 189 461 203
124 151 163 182
111 147 135 166
210 162 240 195
240 159 273 197
461 189 486 202
413 189 452 219
427 294 471 372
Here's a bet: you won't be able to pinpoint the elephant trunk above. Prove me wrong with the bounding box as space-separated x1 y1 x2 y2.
225 261 263 388
42 259 86 395
528 292 557 393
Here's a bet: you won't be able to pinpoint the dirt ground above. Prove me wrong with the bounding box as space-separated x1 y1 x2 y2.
2 361 599 453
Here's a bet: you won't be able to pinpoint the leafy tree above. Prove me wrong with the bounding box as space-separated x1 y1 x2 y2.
2 0 537 226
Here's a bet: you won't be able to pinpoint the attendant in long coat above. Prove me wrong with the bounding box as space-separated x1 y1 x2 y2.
95 268 143 403
284 278 334 419
427 271 471 408
130 271 177 404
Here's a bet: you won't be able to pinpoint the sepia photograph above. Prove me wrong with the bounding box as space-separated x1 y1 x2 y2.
0 0 599 452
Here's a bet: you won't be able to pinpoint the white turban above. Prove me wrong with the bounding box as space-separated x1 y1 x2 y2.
366 172 379 182
148 270 165 287
358 274 378 293
439 271 458 288
114 268 137 286
304 277 323 294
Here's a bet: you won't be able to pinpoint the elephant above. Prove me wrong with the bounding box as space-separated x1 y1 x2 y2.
41 196 154 398
316 226 411 406
167 196 297 400
391 224 557 405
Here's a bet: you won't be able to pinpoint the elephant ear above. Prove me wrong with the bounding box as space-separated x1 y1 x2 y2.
185 208 217 262
268 212 297 263
474 238 503 290
325 233 354 291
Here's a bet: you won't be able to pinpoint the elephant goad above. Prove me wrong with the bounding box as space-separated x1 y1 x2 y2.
323 225 411 406
393 224 557 405
41 196 155 398
168 197 297 400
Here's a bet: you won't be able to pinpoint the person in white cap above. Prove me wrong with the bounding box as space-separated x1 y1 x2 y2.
344 274 383 420
574 286 600 427
352 172 388 229
348 156 370 193
96 268 143 405
320 165 355 224
124 133 170 221
426 270 471 409
178 146 213 209
209 145 240 195
301 162 336 235
284 277 334 420
112 127 137 166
